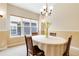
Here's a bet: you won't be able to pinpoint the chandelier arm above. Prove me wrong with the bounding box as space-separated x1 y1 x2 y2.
40 0 53 16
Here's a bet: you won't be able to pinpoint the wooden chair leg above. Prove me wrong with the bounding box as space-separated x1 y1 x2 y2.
67 52 69 56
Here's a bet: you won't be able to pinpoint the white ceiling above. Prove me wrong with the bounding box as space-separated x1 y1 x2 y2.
10 3 54 14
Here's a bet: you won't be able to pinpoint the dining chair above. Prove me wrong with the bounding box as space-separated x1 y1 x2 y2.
63 35 72 56
24 35 45 56
50 32 56 36
32 32 38 36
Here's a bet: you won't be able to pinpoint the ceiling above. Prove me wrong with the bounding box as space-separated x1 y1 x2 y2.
10 3 54 14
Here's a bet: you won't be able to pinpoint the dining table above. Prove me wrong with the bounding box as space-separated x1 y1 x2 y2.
32 35 68 56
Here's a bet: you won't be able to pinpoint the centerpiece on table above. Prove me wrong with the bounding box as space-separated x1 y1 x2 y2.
45 20 51 38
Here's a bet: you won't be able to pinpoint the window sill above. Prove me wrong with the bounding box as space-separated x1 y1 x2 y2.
10 35 24 38
10 34 32 38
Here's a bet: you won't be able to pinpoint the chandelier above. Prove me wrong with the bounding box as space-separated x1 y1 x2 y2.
39 2 53 37
40 3 53 16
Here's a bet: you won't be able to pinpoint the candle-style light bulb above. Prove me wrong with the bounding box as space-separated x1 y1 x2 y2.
49 6 53 10
43 5 46 9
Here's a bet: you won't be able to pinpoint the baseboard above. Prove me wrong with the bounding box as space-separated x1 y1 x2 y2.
0 46 7 51
8 42 25 48
70 46 79 56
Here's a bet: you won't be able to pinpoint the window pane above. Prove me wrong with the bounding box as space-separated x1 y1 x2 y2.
31 27 37 33
17 23 21 27
17 27 21 35
23 22 30 26
17 23 21 35
24 27 30 35
31 23 36 27
11 26 17 36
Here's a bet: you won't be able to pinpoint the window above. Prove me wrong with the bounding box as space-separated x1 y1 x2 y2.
22 19 30 35
10 16 38 37
10 24 17 36
31 20 38 33
10 16 21 37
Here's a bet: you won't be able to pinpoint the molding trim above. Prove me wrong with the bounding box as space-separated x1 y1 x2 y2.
50 30 79 32
0 30 8 32
71 46 79 51
70 46 79 56
0 46 7 51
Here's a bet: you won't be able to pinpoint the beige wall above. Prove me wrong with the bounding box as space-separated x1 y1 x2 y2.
49 3 79 31
48 3 79 51
0 3 7 31
0 3 7 50
0 31 8 50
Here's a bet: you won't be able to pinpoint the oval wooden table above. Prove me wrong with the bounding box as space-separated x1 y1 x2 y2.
32 35 68 56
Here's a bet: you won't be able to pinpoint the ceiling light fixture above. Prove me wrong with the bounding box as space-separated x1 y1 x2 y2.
40 2 53 16
0 11 5 18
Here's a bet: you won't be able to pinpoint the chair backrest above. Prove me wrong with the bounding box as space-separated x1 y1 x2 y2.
50 33 56 36
63 35 72 56
25 36 33 56
32 32 38 36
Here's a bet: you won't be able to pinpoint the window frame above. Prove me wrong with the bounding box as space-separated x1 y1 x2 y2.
10 15 38 38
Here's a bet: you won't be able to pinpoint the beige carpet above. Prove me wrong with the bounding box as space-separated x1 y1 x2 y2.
0 44 77 56
0 45 26 56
